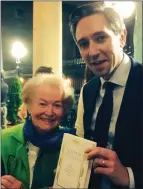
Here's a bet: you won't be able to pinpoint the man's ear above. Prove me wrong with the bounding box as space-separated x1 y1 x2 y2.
120 28 127 48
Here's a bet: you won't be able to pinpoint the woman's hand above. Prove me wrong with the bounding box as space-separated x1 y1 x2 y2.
85 147 129 187
1 175 27 189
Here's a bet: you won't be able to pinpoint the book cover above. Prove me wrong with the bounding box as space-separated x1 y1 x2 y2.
53 133 96 188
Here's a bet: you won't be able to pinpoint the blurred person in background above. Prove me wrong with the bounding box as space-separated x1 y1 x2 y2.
1 72 9 129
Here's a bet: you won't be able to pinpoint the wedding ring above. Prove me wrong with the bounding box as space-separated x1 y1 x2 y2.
102 159 105 167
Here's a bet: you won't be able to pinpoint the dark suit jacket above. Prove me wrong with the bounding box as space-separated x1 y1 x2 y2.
82 58 143 189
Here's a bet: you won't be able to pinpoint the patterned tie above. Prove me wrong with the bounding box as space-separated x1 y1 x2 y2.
93 82 115 148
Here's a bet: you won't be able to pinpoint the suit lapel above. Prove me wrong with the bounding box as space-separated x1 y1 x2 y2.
83 77 101 112
83 77 101 139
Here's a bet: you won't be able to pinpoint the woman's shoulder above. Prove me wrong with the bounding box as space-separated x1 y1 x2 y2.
2 123 24 136
2 123 25 146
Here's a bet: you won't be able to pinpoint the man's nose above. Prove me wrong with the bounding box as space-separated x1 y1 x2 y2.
88 40 100 57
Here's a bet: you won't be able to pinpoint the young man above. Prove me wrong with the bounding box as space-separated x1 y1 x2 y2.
69 2 142 189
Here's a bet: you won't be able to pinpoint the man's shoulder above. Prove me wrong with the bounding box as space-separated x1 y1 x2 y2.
129 57 142 82
130 57 142 70
131 56 142 64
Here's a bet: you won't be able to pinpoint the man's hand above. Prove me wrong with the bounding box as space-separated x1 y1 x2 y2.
85 147 129 187
1 175 27 189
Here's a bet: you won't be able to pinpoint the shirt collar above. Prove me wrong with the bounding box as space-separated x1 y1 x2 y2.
101 53 131 87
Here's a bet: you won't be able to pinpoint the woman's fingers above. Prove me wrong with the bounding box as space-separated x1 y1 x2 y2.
1 177 13 189
1 184 7 189
1 175 25 189
10 180 22 189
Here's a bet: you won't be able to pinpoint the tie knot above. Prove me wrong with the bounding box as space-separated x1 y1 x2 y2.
103 82 115 91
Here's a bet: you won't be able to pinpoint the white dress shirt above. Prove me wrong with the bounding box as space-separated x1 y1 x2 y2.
27 142 39 188
75 53 135 188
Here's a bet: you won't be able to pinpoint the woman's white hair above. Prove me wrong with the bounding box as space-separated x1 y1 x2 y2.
22 74 75 114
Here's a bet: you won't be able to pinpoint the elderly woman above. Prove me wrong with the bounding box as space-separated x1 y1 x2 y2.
1 74 76 189
18 66 54 121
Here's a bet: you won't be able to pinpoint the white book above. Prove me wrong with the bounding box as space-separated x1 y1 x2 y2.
53 133 97 188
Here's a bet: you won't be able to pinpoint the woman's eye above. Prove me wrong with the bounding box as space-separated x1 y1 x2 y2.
54 104 62 108
39 103 46 106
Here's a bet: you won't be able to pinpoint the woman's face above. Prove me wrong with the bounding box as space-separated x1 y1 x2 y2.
28 84 64 132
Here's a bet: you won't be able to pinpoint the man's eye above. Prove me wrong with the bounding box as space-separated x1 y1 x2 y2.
95 36 106 43
78 40 89 49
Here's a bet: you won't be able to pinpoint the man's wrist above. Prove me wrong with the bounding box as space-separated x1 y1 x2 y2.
126 167 135 188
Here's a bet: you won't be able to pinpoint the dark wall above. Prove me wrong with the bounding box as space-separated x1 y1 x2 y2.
1 1 33 71
62 3 79 60
2 1 135 72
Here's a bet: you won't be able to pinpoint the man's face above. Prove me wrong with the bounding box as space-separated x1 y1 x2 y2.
75 13 126 79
